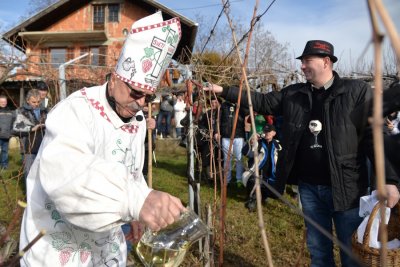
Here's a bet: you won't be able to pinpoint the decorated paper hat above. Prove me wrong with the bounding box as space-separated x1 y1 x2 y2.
115 11 181 94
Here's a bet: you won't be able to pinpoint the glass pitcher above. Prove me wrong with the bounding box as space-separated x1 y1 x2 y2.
136 209 209 267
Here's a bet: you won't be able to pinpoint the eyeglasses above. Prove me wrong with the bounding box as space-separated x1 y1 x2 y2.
125 82 156 103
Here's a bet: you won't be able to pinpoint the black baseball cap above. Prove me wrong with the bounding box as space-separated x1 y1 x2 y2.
263 124 276 132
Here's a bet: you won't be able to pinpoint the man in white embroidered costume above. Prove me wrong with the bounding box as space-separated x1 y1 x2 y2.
20 12 184 266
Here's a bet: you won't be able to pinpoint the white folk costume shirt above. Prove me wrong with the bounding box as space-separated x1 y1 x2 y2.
20 84 152 267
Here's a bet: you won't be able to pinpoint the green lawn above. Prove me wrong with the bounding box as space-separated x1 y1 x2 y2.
0 148 25 229
147 140 309 266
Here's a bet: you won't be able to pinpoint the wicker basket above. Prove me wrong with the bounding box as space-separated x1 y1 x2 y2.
352 203 400 266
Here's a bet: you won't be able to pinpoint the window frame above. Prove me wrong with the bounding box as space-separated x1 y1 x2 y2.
79 46 107 66
50 48 67 68
93 5 105 30
108 4 120 22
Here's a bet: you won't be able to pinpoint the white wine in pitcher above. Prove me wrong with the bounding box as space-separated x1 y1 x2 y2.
136 209 209 267
136 240 189 267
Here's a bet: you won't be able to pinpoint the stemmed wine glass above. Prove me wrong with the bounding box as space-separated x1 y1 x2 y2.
309 120 322 149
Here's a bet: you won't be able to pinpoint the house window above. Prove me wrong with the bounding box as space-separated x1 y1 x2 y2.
50 48 66 68
79 46 107 66
108 4 119 22
93 5 105 30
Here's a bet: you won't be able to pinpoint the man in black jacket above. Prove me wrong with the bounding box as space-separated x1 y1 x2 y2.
219 100 246 187
206 40 400 267
0 95 16 169
13 89 47 179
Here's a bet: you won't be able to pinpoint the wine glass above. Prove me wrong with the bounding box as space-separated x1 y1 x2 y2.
309 120 322 149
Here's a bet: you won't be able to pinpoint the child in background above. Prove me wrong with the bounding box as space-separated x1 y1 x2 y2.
242 124 281 212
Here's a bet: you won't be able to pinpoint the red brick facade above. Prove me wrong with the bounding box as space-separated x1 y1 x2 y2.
0 0 195 106
24 2 153 86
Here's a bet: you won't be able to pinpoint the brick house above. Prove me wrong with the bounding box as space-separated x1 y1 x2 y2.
1 0 197 107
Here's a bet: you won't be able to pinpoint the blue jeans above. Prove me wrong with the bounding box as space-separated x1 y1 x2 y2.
157 110 172 137
222 137 244 183
299 182 362 267
0 138 9 168
176 127 183 138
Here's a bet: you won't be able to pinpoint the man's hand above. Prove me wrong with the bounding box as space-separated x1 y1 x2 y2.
203 83 223 94
139 190 186 231
125 221 145 244
31 124 45 131
385 184 400 208
386 118 394 131
146 117 156 130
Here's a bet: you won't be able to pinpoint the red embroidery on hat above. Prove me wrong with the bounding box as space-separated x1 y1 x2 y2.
130 18 181 38
313 42 330 52
80 88 139 134
115 74 156 93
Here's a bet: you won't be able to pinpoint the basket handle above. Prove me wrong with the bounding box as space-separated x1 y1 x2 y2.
361 202 400 249
361 202 382 249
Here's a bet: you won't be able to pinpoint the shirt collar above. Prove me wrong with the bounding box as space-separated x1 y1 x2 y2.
311 75 334 91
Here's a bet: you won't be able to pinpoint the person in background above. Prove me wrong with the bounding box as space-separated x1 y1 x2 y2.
205 40 400 267
38 84 51 110
0 95 16 169
246 112 268 141
19 12 185 267
242 124 281 212
196 96 219 183
173 92 187 139
157 94 174 138
219 100 246 188
13 89 47 179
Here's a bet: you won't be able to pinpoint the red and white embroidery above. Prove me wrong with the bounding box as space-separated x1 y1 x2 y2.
80 88 139 134
88 99 112 123
121 124 139 134
115 73 156 92
130 17 182 39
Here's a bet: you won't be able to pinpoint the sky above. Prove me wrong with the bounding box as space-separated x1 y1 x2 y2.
159 0 400 71
1 0 399 71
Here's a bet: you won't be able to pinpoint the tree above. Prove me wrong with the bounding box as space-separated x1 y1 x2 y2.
192 14 294 90
247 23 293 90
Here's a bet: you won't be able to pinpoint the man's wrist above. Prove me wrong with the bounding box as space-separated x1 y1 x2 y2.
221 87 230 98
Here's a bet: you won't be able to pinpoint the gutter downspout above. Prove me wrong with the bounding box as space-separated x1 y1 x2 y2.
59 52 89 100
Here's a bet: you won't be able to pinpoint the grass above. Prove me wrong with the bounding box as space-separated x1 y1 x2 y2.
1 141 312 266
144 140 310 266
0 148 25 229
0 148 25 264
